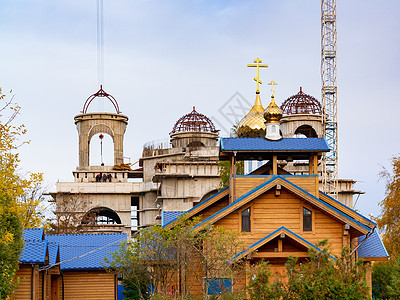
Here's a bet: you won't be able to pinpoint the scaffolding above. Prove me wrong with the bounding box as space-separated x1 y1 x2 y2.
321 0 338 198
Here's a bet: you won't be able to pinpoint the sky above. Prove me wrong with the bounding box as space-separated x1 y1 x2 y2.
0 0 399 218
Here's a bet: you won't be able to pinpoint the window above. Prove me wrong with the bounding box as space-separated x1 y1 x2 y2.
205 278 232 296
131 197 140 231
303 207 312 231
241 207 251 232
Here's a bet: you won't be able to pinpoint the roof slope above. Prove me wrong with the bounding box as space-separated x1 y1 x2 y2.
234 226 336 261
20 240 48 264
23 228 44 241
220 138 329 152
193 176 373 234
358 230 389 260
45 233 127 270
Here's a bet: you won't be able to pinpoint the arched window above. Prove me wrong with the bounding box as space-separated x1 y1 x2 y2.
294 125 317 138
82 207 121 225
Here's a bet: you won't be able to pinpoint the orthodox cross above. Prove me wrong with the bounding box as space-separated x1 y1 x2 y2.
247 58 268 93
268 80 278 96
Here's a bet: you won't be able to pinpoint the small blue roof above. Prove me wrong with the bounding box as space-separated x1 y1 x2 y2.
162 211 185 226
20 240 48 264
47 242 59 266
23 228 44 241
45 233 127 270
220 137 329 152
358 229 389 258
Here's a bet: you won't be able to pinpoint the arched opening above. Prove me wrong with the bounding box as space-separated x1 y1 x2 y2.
89 133 114 166
294 125 317 138
187 141 205 148
82 207 121 225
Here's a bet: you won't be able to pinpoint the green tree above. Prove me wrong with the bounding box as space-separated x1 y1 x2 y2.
377 155 400 258
246 260 282 300
106 216 245 299
372 257 400 299
0 88 44 297
246 241 369 300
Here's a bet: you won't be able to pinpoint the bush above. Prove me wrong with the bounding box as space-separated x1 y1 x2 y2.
373 258 400 299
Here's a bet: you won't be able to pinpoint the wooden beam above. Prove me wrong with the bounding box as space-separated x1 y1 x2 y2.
313 154 318 175
252 252 309 258
309 155 313 175
272 155 278 175
278 239 283 252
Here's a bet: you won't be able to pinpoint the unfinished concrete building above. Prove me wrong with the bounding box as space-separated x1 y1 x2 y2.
51 92 220 236
139 106 220 226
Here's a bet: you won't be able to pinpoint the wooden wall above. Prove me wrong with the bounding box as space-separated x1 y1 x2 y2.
11 265 33 299
62 270 115 300
213 189 344 257
233 176 319 201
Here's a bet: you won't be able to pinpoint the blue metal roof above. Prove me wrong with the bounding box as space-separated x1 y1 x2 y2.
162 187 230 228
47 242 59 266
162 211 185 226
358 229 389 258
45 233 127 270
220 137 330 152
23 228 44 241
20 240 48 264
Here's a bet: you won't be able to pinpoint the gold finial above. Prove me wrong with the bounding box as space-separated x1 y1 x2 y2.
247 58 268 94
268 80 278 96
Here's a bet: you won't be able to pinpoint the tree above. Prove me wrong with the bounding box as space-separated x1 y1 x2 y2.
105 216 245 299
47 193 96 234
246 260 282 300
372 257 400 299
377 155 400 258
0 88 44 297
246 241 369 300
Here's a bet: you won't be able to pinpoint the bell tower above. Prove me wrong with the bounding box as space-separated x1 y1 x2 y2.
75 86 128 169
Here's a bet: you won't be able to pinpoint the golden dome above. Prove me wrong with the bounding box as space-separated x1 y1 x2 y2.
237 93 266 138
264 95 282 123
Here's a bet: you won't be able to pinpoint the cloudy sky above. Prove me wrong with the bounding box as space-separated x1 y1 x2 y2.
1 0 399 218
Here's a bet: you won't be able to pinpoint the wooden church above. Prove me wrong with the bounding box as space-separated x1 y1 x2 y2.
164 66 388 296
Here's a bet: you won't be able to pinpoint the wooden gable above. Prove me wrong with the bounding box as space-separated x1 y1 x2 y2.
193 177 371 235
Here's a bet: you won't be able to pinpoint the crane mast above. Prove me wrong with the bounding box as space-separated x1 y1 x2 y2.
321 0 338 198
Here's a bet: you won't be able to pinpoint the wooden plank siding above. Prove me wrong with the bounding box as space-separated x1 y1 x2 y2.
11 265 32 300
233 176 319 201
62 270 116 300
210 189 345 257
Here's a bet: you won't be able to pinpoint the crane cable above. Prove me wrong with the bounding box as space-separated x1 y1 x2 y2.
97 0 104 87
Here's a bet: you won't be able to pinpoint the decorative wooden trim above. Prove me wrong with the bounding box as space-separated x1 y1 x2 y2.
252 251 309 258
192 176 371 235
361 257 389 262
164 188 229 229
319 192 376 228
